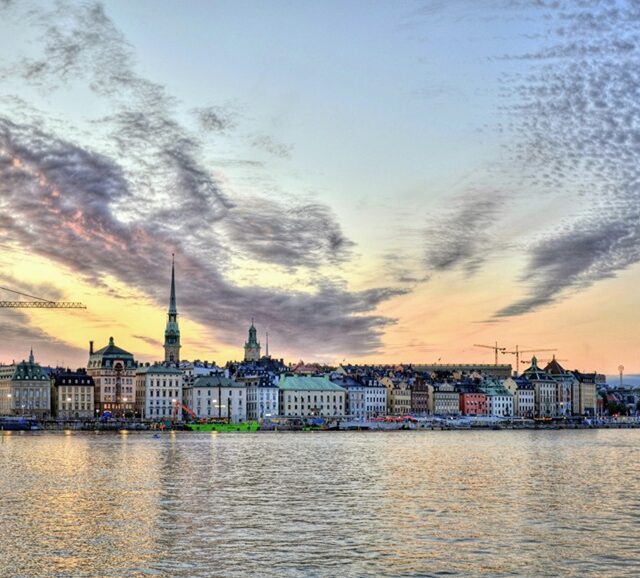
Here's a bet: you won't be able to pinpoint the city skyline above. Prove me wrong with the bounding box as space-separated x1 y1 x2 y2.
1 1 639 373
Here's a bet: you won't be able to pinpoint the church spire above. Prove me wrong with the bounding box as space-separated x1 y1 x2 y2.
164 253 181 364
169 253 177 315
29 347 34 364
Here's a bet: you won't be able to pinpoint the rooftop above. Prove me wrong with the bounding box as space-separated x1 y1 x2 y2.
279 375 346 392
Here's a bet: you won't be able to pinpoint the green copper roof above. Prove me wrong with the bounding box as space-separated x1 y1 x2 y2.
279 375 346 392
12 359 48 381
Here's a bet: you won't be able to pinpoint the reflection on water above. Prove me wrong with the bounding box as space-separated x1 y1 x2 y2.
1 430 639 577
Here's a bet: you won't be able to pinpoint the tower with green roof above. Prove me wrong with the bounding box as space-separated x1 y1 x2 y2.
244 319 261 362
164 254 181 364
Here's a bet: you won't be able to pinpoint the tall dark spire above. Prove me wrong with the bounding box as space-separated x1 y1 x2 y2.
164 253 181 364
169 253 177 315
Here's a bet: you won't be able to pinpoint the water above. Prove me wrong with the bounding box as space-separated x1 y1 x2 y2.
1 430 639 578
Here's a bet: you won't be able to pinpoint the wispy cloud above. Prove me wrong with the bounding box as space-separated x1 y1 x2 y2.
496 0 640 316
424 190 506 276
0 1 401 359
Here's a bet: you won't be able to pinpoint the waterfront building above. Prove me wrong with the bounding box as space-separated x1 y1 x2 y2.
544 357 575 417
164 255 181 364
51 369 95 419
427 383 460 415
521 357 557 417
411 377 429 415
0 349 51 418
87 337 137 417
183 375 246 423
503 377 535 418
363 376 387 419
245 376 280 420
383 378 411 415
278 375 346 418
331 375 366 420
479 379 513 417
457 384 488 416
244 320 261 362
571 371 598 416
135 365 183 420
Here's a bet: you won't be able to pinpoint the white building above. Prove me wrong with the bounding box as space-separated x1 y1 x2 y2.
183 376 247 423
363 378 387 419
246 378 280 420
481 380 514 417
135 365 183 420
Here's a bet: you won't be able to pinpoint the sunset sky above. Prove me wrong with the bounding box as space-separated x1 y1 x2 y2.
1 0 639 375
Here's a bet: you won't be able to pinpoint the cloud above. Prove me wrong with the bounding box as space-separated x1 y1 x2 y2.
0 1 400 360
251 135 293 159
495 0 640 316
191 106 236 133
423 190 506 275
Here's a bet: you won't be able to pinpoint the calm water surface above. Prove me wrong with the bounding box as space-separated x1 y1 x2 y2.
1 430 639 577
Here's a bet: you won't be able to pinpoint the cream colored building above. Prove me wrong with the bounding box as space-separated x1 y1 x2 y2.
278 375 346 418
51 370 95 419
87 337 137 417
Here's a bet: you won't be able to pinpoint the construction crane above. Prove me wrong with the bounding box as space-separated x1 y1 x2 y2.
474 342 506 365
0 286 86 309
503 345 557 376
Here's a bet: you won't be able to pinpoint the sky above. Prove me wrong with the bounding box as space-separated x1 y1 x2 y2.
0 0 639 374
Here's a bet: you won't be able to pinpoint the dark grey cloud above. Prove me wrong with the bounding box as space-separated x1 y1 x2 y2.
424 191 506 275
495 0 640 316
0 1 400 360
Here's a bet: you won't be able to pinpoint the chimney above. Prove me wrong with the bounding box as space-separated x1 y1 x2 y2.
89 340 94 355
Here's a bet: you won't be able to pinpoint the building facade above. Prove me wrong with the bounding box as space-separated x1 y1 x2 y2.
51 369 95 419
87 337 137 417
411 378 429 415
428 383 460 415
183 376 247 423
246 378 280 420
331 376 366 420
522 357 557 418
458 386 488 416
480 380 514 417
503 377 535 417
135 365 183 420
278 375 346 418
0 350 51 418
363 378 387 419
